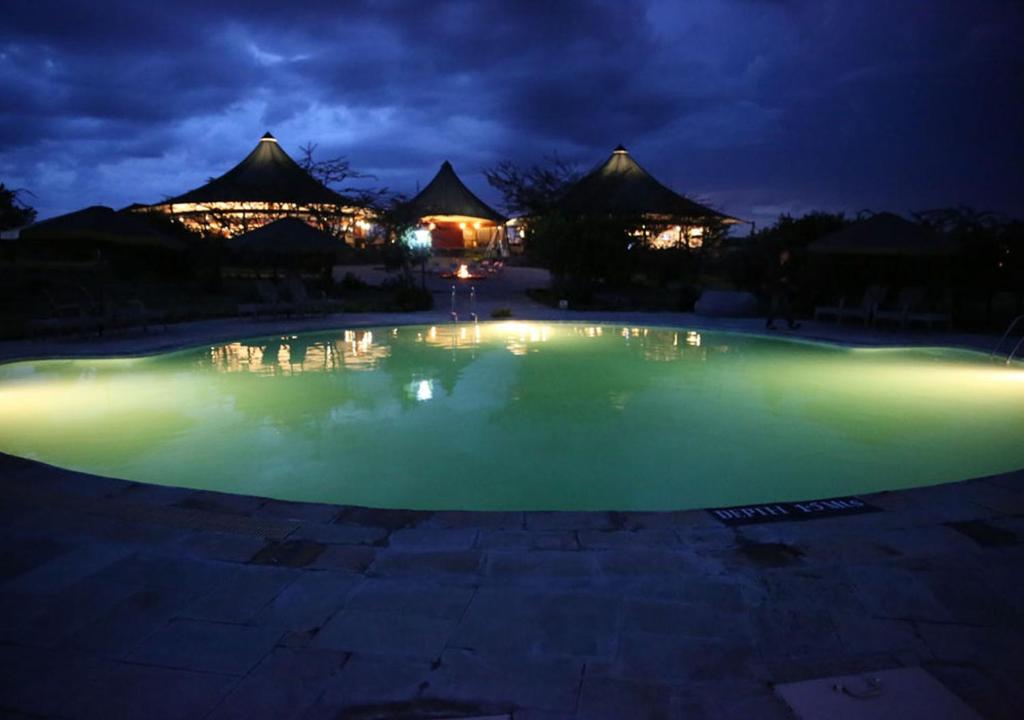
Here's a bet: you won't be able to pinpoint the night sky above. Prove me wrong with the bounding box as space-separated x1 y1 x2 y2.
2 0 1021 229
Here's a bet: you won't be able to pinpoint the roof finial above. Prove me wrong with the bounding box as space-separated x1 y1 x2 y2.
613 144 628 154
260 132 277 142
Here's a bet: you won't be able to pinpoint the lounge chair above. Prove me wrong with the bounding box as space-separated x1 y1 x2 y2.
239 279 294 318
285 276 342 315
824 285 887 325
874 286 925 328
906 292 953 330
28 286 108 336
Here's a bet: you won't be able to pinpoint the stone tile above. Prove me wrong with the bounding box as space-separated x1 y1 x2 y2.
254 498 341 523
925 661 1024 720
846 563 954 622
344 579 475 620
389 528 480 550
754 651 903 686
0 644 101 717
128 618 283 675
451 589 620 659
484 550 595 586
308 544 376 573
476 530 577 550
426 648 584 713
370 549 483 581
3 571 143 648
423 510 524 529
751 605 844 660
66 659 236 720
313 608 457 659
830 614 930 657
249 539 327 567
621 509 707 530
0 535 69 584
300 653 435 719
919 563 1021 627
3 541 133 594
594 548 698 577
207 647 349 720
163 529 269 562
622 597 753 642
618 575 753 611
184 565 300 623
526 511 614 531
702 686 795 720
86 552 234 591
290 522 388 546
577 675 673 720
760 567 862 613
916 621 1024 670
578 529 680 549
67 583 200 657
174 489 266 516
610 632 756 684
872 525 981 558
253 570 361 631
114 482 194 507
335 506 427 529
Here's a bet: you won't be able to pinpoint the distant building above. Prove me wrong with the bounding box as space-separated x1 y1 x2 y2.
558 145 744 248
404 161 506 253
139 133 373 242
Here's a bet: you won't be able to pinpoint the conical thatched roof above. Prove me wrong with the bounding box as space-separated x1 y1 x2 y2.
559 146 741 223
809 212 958 256
21 205 185 250
161 133 348 206
227 217 350 255
405 161 505 223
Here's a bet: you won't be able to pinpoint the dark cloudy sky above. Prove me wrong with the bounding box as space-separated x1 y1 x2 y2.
2 0 1021 229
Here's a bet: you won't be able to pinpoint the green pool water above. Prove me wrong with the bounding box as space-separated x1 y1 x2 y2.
1 322 1022 511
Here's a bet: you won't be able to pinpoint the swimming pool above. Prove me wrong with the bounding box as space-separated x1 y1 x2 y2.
1 322 1022 511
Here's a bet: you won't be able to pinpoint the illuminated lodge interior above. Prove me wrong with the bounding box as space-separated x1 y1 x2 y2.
138 133 375 243
405 161 507 252
558 145 744 248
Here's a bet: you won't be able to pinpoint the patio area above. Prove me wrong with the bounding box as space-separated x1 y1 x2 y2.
1 274 1022 719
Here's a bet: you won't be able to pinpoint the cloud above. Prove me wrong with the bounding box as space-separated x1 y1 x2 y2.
0 0 1020 222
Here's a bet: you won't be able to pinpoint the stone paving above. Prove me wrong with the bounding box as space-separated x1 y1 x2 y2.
1 270 1022 718
1 451 1022 719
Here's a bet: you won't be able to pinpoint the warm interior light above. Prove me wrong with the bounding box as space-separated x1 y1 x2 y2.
456 264 471 279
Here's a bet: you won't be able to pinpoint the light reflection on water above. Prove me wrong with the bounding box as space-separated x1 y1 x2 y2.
1 322 1022 511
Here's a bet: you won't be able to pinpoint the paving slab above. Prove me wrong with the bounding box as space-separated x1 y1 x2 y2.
426 648 584 714
207 647 349 720
252 569 361 631
389 527 481 550
128 618 283 675
66 582 203 658
184 564 300 623
66 659 237 720
576 674 673 720
301 653 435 719
370 549 484 580
313 608 458 659
451 589 621 659
343 578 475 620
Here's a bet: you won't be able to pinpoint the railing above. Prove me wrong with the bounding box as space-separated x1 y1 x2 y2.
991 314 1024 364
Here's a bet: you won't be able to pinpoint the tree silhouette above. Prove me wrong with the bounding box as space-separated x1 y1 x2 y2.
0 184 36 231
